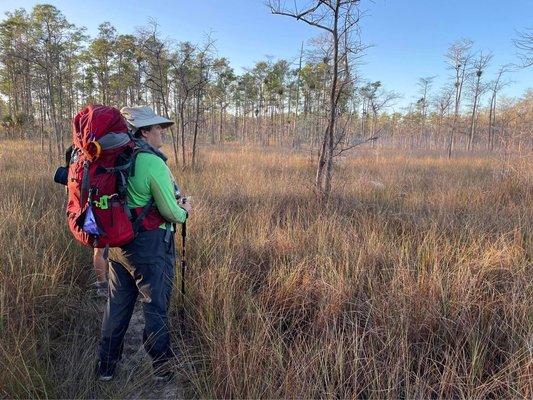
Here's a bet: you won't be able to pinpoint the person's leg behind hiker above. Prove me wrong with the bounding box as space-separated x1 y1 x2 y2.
94 248 109 297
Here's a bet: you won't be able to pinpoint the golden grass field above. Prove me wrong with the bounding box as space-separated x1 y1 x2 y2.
0 140 531 399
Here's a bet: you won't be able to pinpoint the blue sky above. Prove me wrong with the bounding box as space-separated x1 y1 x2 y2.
1 0 531 110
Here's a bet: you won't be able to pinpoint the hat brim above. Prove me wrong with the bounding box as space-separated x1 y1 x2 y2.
136 116 174 129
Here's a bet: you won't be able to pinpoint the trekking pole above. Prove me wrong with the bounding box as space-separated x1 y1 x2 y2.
180 221 187 326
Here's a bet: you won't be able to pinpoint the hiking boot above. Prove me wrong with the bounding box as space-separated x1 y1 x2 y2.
95 281 108 298
95 361 116 381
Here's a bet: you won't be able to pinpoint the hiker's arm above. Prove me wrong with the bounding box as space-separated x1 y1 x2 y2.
148 158 188 224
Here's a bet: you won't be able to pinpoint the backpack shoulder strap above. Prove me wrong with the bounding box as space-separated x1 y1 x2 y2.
129 139 167 177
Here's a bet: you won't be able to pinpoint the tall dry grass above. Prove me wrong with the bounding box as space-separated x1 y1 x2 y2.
181 146 532 398
0 140 531 398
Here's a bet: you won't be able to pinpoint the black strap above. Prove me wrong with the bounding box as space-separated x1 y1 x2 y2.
132 198 155 234
104 163 131 173
117 170 127 197
129 151 139 178
124 202 132 220
80 161 90 204
129 140 168 178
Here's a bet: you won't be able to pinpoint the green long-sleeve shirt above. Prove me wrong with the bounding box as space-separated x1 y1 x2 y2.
127 152 187 226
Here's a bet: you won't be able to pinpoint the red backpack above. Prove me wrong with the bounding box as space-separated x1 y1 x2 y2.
66 104 165 248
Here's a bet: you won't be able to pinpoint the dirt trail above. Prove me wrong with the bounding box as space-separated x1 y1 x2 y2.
98 299 187 399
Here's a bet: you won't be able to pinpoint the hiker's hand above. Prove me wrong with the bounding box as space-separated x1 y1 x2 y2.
179 199 192 214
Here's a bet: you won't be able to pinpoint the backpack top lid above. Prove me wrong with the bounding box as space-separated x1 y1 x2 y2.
72 104 128 150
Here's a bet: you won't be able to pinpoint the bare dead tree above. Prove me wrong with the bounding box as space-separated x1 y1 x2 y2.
467 51 492 151
191 39 215 167
513 28 533 68
267 0 363 200
333 128 379 157
368 87 400 145
433 86 454 149
358 81 400 147
172 42 196 167
416 76 435 148
167 38 215 168
487 65 511 151
136 20 179 165
446 38 473 158
292 41 304 148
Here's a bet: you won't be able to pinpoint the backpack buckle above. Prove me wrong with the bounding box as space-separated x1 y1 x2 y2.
94 195 109 210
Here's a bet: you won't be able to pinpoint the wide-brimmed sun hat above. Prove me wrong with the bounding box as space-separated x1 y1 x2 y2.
120 106 174 130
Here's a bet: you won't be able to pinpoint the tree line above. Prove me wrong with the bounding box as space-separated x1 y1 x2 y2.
0 4 531 175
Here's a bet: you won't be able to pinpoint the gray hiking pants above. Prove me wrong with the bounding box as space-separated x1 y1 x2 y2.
99 228 175 368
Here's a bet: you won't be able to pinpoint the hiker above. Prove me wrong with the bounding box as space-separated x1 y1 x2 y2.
97 106 191 381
